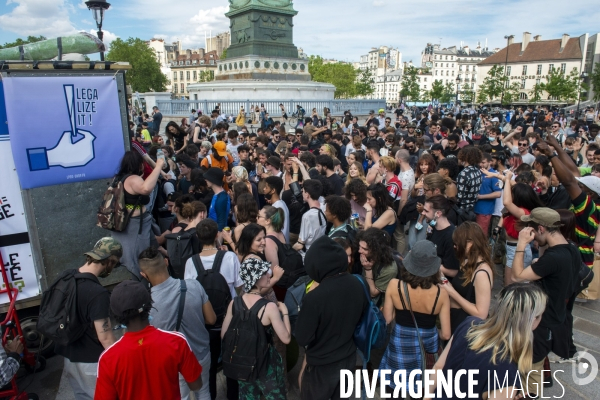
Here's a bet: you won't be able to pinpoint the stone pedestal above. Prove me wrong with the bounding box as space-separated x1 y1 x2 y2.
215 55 309 81
187 79 334 100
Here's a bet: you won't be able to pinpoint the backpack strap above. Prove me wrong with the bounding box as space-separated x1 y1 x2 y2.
176 280 187 332
212 250 227 274
353 274 371 302
192 254 206 277
310 207 327 226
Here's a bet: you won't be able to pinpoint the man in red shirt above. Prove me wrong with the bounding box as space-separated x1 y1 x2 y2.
94 281 203 400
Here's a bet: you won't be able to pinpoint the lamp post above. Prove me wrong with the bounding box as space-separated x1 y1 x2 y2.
500 35 513 105
455 76 460 107
85 0 111 61
576 72 588 120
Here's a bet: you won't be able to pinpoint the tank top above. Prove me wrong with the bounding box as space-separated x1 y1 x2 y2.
450 263 491 333
503 208 530 239
396 282 440 329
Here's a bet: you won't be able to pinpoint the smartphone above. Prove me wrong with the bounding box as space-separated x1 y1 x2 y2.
157 149 165 162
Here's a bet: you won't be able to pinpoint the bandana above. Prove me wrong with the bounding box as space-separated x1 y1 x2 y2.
240 258 271 293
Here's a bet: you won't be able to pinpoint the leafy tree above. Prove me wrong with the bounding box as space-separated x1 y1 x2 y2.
221 48 227 59
478 65 507 103
308 55 365 98
428 80 444 102
461 87 475 103
529 82 544 103
198 70 214 82
440 82 456 104
590 62 600 102
542 67 579 103
106 37 168 92
356 68 375 97
502 82 522 104
400 66 421 102
0 35 46 49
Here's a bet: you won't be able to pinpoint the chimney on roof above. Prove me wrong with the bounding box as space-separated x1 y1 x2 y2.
521 32 531 53
464 45 470 55
560 34 570 52
507 36 514 46
534 35 542 41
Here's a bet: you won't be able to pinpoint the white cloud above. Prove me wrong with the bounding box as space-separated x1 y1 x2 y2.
78 0 88 9
0 0 77 37
373 1 385 6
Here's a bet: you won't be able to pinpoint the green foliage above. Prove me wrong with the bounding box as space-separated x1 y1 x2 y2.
198 70 214 82
106 37 168 92
478 65 507 103
356 68 375 97
529 82 544 103
0 35 46 49
461 87 475 103
400 66 421 102
541 67 579 103
502 82 522 104
221 48 227 59
428 80 444 102
440 82 456 104
590 63 600 102
308 55 370 98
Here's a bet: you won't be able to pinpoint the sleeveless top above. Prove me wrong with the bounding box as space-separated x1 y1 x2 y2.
372 210 397 240
503 208 530 239
450 263 491 333
396 282 440 329
123 189 150 209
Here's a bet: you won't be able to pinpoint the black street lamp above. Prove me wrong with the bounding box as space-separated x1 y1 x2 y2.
455 76 460 105
85 0 111 61
500 35 514 105
576 72 588 120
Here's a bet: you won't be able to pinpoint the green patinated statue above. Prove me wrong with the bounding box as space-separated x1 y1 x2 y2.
229 0 295 12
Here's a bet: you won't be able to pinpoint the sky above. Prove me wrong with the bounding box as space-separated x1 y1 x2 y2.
0 0 599 64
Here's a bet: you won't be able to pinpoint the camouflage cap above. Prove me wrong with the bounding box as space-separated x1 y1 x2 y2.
84 237 123 260
407 122 416 128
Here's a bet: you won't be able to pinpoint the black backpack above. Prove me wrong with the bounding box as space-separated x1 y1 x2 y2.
165 229 199 279
37 270 95 347
191 251 232 328
222 296 271 382
266 235 306 288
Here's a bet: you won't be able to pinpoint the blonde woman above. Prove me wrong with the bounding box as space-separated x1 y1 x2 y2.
345 161 367 185
230 165 259 204
426 283 547 399
235 108 246 128
345 134 365 158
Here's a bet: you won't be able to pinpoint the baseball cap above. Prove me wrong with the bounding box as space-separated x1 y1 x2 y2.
369 110 375 114
491 117 500 122
520 208 562 227
378 109 385 114
110 280 152 319
213 141 227 157
576 176 600 196
84 237 123 261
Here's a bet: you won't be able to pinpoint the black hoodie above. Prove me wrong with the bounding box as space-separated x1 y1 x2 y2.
295 236 368 365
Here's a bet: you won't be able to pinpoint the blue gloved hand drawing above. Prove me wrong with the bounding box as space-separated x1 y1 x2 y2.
26 85 96 171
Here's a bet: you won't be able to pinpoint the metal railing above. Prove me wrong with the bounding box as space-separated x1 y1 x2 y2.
156 99 386 116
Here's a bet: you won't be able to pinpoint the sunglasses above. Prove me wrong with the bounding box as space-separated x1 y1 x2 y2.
518 144 528 147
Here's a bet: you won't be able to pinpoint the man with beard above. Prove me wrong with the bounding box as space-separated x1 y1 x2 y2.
316 155 344 196
443 134 461 160
264 176 290 242
55 238 121 399
365 141 383 185
404 136 422 170
362 125 385 148
430 143 445 163
395 118 408 136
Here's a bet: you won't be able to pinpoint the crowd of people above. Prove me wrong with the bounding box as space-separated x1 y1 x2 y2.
54 102 600 400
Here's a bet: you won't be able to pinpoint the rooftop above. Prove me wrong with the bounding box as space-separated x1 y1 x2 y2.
479 36 582 65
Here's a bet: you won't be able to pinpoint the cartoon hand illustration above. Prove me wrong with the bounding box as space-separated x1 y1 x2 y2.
26 84 96 171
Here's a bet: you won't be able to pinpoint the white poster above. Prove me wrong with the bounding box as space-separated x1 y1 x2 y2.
0 140 40 304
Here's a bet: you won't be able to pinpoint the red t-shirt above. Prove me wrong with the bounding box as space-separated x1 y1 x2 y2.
384 175 402 202
95 325 202 400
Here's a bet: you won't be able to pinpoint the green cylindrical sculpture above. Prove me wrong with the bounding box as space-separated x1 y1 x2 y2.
0 32 105 61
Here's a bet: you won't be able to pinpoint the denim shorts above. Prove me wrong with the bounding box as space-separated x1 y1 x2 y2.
505 242 533 268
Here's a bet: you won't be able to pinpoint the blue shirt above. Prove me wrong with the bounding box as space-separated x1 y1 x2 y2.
208 191 230 230
474 168 501 215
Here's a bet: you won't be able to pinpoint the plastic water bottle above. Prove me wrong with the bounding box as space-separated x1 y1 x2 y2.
350 213 359 230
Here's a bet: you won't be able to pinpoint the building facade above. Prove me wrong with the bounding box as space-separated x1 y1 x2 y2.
421 42 496 99
205 32 231 58
477 32 599 104
170 51 219 98
357 46 403 102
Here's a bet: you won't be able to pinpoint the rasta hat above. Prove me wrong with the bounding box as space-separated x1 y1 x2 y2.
520 207 562 228
213 141 227 157
110 280 152 319
84 237 123 261
240 258 271 293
